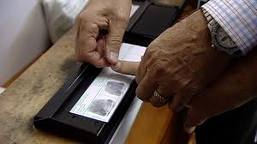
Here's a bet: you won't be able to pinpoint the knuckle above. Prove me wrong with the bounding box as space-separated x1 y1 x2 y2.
109 36 122 48
78 15 96 31
90 23 98 31
151 61 167 75
144 50 154 62
145 45 159 60
78 12 94 26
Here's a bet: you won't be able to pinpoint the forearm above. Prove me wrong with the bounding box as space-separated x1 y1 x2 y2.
196 49 257 114
186 46 257 128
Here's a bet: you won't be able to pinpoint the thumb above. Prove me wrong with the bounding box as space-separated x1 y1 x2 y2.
105 19 127 65
112 60 139 75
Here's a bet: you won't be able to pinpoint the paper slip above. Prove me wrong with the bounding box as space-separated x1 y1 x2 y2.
70 43 146 122
130 4 140 17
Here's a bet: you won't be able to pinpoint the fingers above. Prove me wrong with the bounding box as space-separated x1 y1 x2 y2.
75 0 132 67
148 90 170 107
112 60 168 107
136 70 158 101
172 81 201 112
113 60 171 107
112 60 139 75
105 18 128 65
135 51 150 83
148 80 176 107
76 12 111 67
136 49 158 100
96 35 106 59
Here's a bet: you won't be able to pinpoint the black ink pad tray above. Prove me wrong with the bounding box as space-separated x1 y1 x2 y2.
34 63 137 144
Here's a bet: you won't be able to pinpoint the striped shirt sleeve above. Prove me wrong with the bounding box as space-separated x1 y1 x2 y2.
202 0 257 55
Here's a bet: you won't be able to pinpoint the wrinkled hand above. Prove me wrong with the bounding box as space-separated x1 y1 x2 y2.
135 10 231 109
75 0 131 67
184 47 257 133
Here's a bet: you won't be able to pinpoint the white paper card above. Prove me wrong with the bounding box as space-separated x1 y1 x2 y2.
70 43 146 122
130 4 140 17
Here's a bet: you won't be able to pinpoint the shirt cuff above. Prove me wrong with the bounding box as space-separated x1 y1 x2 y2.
202 0 257 55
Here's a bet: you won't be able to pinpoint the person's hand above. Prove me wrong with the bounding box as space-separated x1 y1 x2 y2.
75 0 132 67
184 47 257 133
135 10 232 109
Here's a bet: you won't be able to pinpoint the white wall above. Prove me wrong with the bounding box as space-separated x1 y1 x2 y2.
0 0 50 85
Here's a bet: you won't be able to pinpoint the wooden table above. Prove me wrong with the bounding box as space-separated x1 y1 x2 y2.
0 30 78 143
0 1 196 143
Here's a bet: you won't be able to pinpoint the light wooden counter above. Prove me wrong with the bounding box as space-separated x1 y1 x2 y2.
0 29 78 143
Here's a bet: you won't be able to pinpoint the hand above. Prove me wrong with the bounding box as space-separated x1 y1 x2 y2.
75 0 132 67
135 10 231 109
184 47 257 133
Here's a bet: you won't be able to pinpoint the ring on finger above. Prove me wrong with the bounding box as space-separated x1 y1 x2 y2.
151 90 169 106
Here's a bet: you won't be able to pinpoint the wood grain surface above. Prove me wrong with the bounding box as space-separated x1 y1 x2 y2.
126 103 173 144
0 29 78 144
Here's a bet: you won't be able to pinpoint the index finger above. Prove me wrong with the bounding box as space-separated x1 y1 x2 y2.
111 60 139 75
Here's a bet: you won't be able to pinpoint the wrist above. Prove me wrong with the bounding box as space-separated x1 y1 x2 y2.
200 8 242 57
189 10 232 63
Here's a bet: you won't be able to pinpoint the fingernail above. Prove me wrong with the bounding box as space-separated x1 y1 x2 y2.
185 126 196 134
110 52 118 63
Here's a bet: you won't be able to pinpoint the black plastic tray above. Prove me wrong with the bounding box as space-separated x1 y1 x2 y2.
34 64 137 143
124 0 186 46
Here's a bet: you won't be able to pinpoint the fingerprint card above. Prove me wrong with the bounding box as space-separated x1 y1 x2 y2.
70 43 146 122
